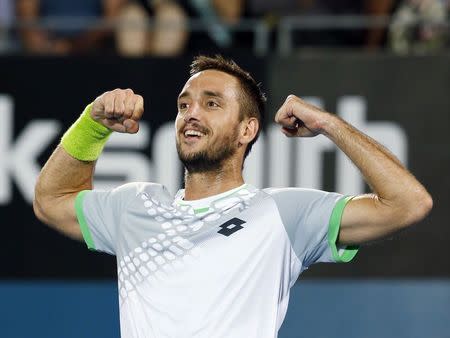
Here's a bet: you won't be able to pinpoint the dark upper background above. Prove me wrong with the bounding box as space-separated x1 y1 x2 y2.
0 54 448 279
0 0 448 279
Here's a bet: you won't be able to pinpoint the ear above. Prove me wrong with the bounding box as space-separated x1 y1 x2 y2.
238 117 259 146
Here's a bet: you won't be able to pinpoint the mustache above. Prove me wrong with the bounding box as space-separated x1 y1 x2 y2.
180 122 209 135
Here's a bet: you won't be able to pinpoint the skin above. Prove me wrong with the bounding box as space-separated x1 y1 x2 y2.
34 71 432 246
275 95 432 245
175 70 258 199
33 89 144 241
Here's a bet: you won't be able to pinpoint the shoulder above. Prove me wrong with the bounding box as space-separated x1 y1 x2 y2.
263 187 333 199
98 181 171 201
120 181 166 193
262 187 345 213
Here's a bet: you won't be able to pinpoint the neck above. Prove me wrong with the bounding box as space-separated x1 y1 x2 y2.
183 159 244 200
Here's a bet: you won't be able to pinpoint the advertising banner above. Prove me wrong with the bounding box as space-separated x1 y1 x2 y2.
0 55 448 278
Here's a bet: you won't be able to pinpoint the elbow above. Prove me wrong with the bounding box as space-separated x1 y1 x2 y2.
416 191 433 221
33 194 50 225
402 190 433 227
33 183 53 225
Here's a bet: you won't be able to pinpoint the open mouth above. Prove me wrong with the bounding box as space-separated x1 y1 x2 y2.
184 129 206 140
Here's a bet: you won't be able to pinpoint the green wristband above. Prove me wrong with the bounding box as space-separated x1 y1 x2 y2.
61 103 112 161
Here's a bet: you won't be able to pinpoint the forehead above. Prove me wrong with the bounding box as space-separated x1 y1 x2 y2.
180 70 240 98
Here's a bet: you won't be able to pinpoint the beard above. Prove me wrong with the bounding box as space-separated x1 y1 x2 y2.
176 129 239 174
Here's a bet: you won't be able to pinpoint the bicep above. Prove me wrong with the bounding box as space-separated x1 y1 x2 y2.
33 192 84 242
339 194 404 245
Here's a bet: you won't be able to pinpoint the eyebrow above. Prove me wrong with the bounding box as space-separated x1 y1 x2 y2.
203 90 224 99
178 90 224 100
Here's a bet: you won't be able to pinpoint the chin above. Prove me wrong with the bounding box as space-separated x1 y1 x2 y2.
176 133 238 173
176 142 201 161
178 144 204 158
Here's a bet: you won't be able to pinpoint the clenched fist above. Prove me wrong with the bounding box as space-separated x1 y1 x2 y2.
91 88 144 134
274 94 331 137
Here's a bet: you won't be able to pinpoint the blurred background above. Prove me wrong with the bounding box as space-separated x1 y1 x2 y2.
0 0 449 337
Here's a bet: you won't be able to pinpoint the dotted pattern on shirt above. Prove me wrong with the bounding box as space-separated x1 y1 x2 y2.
117 188 257 300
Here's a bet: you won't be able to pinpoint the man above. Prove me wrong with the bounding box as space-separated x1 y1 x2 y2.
34 55 432 338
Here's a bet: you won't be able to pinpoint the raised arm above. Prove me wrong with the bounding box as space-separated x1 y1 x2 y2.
33 89 143 240
275 95 433 246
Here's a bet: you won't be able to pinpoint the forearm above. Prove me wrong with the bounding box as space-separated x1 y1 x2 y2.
322 114 432 224
275 94 431 244
36 146 94 202
34 103 111 237
34 147 94 235
34 89 142 241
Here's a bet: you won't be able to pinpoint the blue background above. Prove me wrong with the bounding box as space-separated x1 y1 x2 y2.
1 280 449 338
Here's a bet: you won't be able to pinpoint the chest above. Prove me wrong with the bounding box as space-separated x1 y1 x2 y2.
116 193 292 295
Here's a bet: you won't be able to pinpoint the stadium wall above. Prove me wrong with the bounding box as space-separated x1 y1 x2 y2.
0 55 448 279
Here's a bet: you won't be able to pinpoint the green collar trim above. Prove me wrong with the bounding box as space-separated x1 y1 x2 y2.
194 207 210 214
177 184 248 210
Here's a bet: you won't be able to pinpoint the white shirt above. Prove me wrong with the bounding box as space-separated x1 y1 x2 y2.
75 182 357 338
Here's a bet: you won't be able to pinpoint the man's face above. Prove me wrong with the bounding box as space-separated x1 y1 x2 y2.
175 70 242 173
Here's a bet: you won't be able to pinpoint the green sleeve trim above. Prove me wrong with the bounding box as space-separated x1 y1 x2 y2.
75 190 96 251
194 207 210 214
327 196 359 263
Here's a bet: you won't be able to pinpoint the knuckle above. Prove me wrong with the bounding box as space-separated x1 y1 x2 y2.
114 88 126 98
136 96 144 108
124 106 133 116
102 91 111 101
125 99 134 108
125 102 135 113
286 94 297 102
104 102 113 112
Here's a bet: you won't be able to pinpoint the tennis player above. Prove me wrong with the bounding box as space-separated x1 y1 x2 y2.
34 55 432 338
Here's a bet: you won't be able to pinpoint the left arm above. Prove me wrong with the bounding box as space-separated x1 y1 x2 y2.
275 95 433 246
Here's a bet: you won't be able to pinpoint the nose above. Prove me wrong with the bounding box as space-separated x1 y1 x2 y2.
183 102 202 123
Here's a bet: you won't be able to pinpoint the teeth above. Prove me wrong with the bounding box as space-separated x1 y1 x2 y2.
184 130 204 137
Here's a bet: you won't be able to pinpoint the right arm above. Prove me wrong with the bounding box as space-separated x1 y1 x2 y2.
33 89 144 240
34 147 95 240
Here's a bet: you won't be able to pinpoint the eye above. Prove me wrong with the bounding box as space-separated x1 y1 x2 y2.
178 102 188 110
207 100 219 108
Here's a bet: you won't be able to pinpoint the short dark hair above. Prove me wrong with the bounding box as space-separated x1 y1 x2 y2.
190 55 266 160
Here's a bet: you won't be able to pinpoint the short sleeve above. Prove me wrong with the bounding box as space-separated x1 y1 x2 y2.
265 188 359 267
75 183 138 254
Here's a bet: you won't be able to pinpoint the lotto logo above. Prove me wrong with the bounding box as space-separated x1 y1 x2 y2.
218 218 246 237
